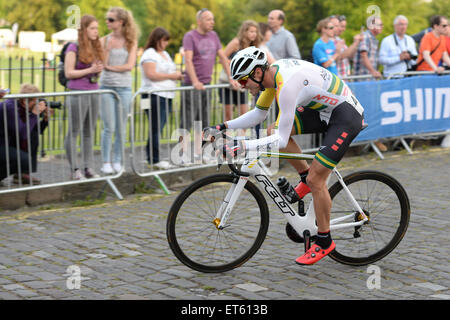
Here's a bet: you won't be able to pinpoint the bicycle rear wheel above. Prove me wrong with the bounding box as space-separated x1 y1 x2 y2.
328 170 410 266
167 174 269 273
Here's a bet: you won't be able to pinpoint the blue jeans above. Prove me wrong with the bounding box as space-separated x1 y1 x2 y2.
144 94 172 164
100 86 132 163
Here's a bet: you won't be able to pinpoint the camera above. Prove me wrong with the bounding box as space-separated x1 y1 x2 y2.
38 98 62 109
89 75 99 84
406 51 418 61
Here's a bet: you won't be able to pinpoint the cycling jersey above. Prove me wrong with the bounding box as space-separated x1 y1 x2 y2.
226 59 365 169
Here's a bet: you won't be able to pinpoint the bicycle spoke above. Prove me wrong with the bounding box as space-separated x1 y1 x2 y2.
329 172 408 265
168 176 268 271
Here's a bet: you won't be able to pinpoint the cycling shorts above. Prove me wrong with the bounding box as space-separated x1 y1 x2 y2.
293 102 364 169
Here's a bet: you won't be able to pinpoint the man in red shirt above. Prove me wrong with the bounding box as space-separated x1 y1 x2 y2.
446 23 450 68
417 15 450 73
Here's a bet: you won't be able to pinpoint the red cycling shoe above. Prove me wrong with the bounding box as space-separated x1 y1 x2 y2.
295 241 336 265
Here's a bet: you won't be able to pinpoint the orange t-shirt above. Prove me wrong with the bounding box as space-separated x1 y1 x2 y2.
416 32 447 71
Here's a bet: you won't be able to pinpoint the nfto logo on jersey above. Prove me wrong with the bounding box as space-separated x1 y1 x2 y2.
313 94 339 106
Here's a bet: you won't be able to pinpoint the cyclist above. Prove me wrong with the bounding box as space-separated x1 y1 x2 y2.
208 46 364 265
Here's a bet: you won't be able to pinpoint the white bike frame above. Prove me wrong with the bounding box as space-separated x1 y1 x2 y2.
214 152 368 239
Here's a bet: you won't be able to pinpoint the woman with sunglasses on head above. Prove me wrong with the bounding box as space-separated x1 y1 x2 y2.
99 7 138 174
312 17 343 75
219 20 274 123
64 15 105 180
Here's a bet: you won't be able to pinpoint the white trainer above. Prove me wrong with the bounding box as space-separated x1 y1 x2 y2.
72 169 86 180
112 162 123 172
101 163 114 174
153 160 175 170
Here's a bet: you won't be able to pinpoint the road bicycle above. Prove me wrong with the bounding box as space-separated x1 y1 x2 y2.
166 150 410 273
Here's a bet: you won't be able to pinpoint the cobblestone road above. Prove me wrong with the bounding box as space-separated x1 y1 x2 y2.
0 147 449 300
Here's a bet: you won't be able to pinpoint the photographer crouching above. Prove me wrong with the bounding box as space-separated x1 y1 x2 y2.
0 84 57 185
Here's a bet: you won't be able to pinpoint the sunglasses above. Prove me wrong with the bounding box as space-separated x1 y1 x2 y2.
238 70 255 86
238 76 249 86
106 17 116 23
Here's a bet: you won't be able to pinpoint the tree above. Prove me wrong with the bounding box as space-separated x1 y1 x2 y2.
428 0 450 21
3 0 126 40
4 0 68 39
270 0 432 61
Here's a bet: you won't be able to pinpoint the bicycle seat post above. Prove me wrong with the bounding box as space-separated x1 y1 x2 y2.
298 199 305 217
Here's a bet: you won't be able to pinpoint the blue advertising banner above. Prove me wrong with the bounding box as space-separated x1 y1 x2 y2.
347 75 450 142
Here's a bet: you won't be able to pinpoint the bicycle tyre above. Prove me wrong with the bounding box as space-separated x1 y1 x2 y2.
167 174 269 273
328 170 410 266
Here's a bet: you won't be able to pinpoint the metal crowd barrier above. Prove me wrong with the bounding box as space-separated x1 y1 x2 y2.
0 89 125 199
129 84 318 193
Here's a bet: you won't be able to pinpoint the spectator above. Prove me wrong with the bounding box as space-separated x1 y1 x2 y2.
180 8 238 164
0 84 49 185
446 23 450 68
266 9 301 60
331 15 363 78
220 20 261 122
258 22 276 64
267 9 301 118
411 15 436 45
354 16 386 152
64 15 104 180
379 15 418 77
416 15 450 73
440 24 450 148
312 18 342 75
99 7 138 174
140 27 182 170
254 22 276 139
353 16 383 79
447 24 450 56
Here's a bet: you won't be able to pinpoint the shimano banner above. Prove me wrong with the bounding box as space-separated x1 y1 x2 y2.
347 75 450 142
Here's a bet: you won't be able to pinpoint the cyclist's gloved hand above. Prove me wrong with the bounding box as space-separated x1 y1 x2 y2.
203 123 226 142
223 139 244 160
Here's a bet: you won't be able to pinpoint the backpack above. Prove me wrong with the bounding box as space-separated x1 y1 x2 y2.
57 42 77 87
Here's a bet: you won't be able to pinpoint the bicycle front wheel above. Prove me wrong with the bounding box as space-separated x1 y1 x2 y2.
328 170 410 266
167 174 269 273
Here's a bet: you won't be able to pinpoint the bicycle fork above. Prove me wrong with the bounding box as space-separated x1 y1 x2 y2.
213 175 249 230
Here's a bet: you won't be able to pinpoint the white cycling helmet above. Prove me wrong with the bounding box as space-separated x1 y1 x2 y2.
230 46 268 81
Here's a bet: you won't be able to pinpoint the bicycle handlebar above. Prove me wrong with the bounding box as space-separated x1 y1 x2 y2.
205 130 251 177
227 163 250 177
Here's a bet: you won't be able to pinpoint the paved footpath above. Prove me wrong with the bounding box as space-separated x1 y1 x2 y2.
0 147 449 300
